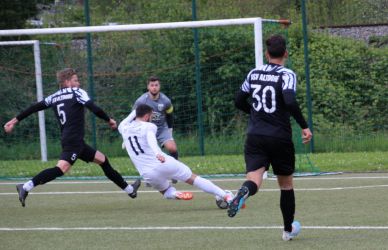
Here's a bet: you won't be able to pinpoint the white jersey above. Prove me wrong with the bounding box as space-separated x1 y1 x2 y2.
119 117 192 191
118 119 164 175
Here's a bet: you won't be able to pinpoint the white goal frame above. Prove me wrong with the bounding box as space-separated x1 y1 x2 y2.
0 18 290 67
0 40 47 161
0 18 290 162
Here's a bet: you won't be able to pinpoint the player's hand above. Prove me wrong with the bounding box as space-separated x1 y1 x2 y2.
108 118 117 130
156 154 165 163
4 118 18 133
301 128 313 144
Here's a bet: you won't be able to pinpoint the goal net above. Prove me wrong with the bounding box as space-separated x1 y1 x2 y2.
0 18 318 178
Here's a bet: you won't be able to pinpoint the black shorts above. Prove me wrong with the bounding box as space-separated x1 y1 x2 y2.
60 141 96 165
244 134 295 176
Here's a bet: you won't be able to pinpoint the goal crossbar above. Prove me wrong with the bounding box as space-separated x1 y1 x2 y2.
0 18 291 162
0 18 290 67
0 18 288 36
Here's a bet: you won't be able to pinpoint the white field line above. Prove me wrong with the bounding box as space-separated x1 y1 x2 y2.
0 226 388 231
0 184 388 196
1 175 388 185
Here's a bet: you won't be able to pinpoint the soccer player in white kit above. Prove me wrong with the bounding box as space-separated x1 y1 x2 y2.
119 104 233 203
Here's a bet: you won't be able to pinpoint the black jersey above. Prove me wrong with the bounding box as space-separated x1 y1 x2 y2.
44 87 90 146
239 63 301 140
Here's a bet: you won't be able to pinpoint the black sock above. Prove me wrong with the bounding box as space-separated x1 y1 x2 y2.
169 151 178 160
100 157 128 190
280 189 295 232
242 180 258 197
32 166 64 186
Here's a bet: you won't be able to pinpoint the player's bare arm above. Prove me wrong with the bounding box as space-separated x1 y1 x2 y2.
108 118 117 130
156 153 166 163
302 128 313 144
4 117 19 133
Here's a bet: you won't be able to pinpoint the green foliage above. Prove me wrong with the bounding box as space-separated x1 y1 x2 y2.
0 0 53 31
289 30 388 133
307 0 388 26
369 36 388 48
0 0 387 162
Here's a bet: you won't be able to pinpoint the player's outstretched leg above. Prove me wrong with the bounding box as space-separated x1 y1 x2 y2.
282 221 301 241
128 179 141 199
99 156 132 193
16 184 28 207
228 180 258 217
227 186 249 217
15 166 65 207
175 191 193 200
191 175 232 204
163 186 193 200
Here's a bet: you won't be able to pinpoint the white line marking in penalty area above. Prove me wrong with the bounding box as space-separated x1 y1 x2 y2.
293 184 388 191
1 185 388 195
2 175 388 185
292 176 388 181
0 179 244 185
1 226 388 231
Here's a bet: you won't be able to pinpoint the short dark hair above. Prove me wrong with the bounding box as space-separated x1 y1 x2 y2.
265 35 286 58
147 76 160 84
136 104 153 118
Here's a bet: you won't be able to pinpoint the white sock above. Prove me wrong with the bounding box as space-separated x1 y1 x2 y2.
124 184 134 194
23 180 34 192
163 186 177 199
193 176 226 198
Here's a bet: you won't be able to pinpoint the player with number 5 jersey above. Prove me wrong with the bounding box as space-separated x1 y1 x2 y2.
4 68 140 207
46 85 97 145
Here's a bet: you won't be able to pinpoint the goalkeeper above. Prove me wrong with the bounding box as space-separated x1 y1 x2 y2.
123 76 179 183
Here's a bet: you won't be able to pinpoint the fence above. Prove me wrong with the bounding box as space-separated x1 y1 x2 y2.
0 0 387 177
1 19 320 173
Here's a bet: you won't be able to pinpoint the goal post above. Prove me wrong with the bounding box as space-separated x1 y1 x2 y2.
0 18 317 175
0 18 290 68
0 17 278 163
0 40 47 162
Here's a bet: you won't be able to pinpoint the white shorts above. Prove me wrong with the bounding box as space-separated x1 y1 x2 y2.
141 156 192 191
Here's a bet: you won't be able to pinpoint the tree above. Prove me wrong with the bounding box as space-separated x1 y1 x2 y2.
0 0 53 30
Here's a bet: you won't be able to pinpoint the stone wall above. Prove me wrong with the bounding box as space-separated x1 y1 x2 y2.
319 24 388 43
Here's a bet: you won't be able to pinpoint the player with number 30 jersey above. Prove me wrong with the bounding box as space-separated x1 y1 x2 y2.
228 35 312 242
240 65 301 140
